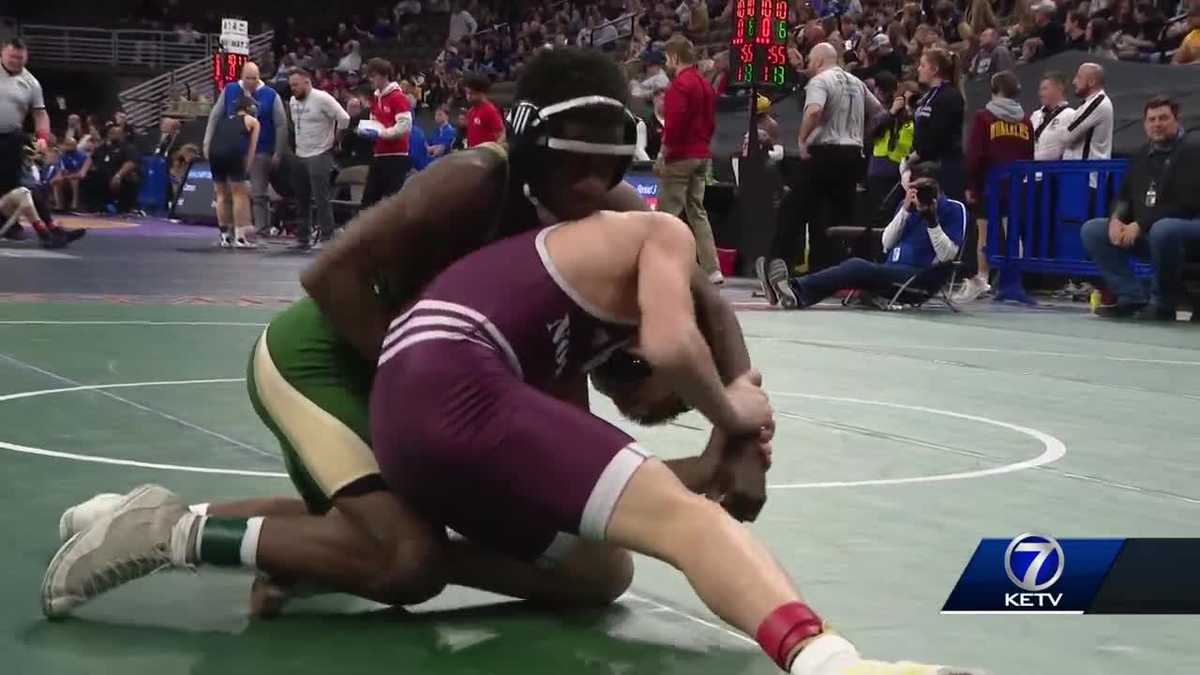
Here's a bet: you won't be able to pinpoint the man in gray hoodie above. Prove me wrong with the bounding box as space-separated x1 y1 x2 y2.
959 71 1034 301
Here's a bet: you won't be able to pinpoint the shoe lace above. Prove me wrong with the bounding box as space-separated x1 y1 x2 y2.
80 546 171 599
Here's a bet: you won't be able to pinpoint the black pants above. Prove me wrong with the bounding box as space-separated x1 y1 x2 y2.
361 155 412 208
773 145 862 272
0 132 26 194
82 170 141 213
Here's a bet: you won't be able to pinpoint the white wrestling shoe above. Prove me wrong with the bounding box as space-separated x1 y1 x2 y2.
58 492 123 543
42 484 195 618
951 276 991 304
791 634 987 675
219 231 233 248
233 226 258 249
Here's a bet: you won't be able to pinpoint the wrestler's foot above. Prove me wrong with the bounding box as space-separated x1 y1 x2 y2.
42 485 194 618
790 634 987 675
59 492 123 542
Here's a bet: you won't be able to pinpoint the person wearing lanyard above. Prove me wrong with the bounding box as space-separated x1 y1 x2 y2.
0 38 83 248
1080 96 1200 322
287 67 350 251
909 47 965 201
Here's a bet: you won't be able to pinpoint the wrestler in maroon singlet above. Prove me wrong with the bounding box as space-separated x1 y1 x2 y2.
370 225 650 564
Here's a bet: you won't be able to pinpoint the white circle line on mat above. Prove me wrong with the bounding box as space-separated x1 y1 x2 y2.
0 381 1067 488
0 379 288 478
764 391 1067 489
748 337 1200 367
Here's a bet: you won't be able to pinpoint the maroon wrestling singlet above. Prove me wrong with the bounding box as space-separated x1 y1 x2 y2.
370 226 651 564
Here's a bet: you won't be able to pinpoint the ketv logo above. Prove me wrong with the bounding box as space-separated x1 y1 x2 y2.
1002 534 1065 609
942 534 1124 614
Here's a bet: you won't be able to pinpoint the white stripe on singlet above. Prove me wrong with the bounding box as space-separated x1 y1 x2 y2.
383 299 524 378
377 330 497 366
381 315 478 351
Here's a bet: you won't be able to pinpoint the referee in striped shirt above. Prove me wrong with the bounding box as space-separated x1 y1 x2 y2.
0 38 50 195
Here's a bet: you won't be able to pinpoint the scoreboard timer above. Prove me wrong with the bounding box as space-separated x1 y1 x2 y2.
213 51 248 92
730 0 791 88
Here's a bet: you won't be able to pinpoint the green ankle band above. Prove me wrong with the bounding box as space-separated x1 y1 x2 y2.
199 517 247 567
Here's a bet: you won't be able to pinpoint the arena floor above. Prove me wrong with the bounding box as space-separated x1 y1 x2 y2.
1 217 1198 674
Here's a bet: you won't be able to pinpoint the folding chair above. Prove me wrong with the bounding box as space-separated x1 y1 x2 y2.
842 204 967 312
330 164 370 226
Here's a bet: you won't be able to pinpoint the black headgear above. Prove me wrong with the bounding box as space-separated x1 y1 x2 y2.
505 95 640 190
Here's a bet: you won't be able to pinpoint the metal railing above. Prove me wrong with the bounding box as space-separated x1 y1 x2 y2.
118 31 275 132
18 24 225 71
582 13 642 49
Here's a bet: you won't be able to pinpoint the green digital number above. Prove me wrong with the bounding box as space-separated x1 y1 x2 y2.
777 21 787 41
746 17 755 37
773 66 786 85
744 64 754 81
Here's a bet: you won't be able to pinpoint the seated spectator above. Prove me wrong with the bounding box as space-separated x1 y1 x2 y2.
1082 96 1200 320
51 137 87 211
688 0 710 34
1171 7 1200 64
79 123 141 214
1065 10 1090 50
394 0 423 20
1021 1 1067 61
336 40 362 73
631 51 671 99
966 28 1014 79
409 123 430 172
63 114 84 144
757 166 966 309
449 3 479 44
857 33 905 81
1086 17 1119 58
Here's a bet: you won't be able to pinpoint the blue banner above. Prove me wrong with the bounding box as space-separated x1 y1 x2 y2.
942 534 1124 614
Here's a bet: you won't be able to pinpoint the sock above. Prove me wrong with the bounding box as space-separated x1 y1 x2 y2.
756 602 825 671
190 516 265 568
789 634 860 675
188 503 209 516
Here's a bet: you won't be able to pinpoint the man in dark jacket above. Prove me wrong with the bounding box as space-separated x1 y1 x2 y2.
1081 96 1200 321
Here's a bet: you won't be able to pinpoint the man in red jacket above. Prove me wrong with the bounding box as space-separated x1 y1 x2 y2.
960 70 1033 302
658 35 722 284
464 72 505 148
358 58 413 207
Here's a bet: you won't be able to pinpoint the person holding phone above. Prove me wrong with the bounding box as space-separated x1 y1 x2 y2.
757 164 967 309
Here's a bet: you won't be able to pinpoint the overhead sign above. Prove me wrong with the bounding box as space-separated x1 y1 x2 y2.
220 18 249 56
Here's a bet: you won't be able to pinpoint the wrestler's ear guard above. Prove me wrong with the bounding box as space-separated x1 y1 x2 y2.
505 95 639 190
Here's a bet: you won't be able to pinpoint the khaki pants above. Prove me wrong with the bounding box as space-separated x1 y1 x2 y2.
657 157 720 276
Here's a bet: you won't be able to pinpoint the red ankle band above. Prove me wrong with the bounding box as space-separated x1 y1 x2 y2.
755 602 824 670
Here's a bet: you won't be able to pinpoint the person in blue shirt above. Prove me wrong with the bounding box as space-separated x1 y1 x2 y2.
408 123 430 172
426 105 457 163
51 137 87 211
757 165 966 309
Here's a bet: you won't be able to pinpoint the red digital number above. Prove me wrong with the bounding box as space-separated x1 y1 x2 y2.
767 44 785 65
741 44 755 67
776 0 788 18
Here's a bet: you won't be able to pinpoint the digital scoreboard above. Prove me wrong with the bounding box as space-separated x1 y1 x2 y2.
212 51 248 92
730 0 791 88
